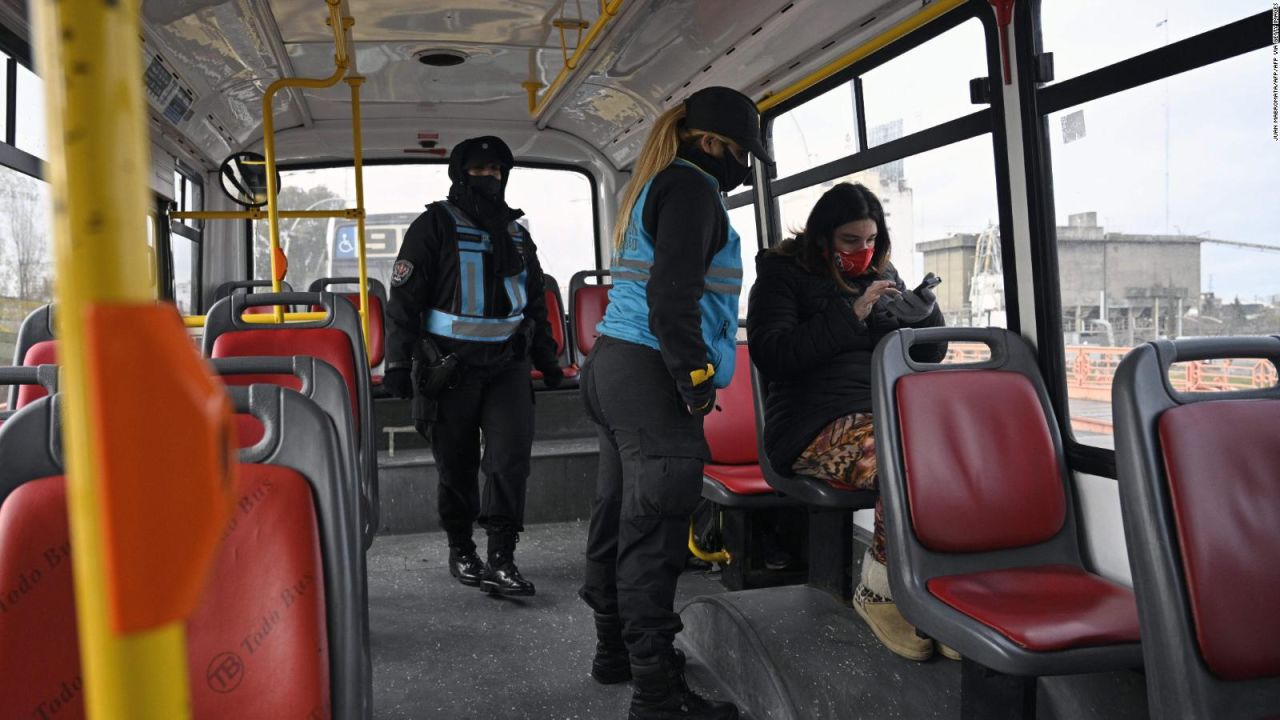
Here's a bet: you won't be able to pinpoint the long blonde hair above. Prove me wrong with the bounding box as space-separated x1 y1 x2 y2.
611 105 733 252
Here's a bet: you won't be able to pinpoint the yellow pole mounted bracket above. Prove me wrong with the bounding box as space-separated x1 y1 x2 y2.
35 0 237 717
688 518 731 566
526 0 624 117
756 0 966 113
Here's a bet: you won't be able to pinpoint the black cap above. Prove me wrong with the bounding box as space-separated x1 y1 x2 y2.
683 86 772 164
448 136 515 184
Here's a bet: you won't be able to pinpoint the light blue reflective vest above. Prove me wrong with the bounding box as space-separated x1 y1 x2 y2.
597 159 742 388
424 201 530 343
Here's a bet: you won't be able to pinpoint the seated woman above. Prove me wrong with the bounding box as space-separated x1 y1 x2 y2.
746 182 949 662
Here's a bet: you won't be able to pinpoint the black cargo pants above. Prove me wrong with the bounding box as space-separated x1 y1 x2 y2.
579 335 709 659
430 359 534 549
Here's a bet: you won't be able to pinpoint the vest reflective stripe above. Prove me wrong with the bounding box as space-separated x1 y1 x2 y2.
596 159 742 388
425 202 530 343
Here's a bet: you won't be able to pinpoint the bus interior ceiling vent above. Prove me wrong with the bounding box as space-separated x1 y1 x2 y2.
414 49 469 67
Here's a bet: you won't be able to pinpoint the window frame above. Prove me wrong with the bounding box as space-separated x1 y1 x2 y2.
242 158 605 282
744 0 1022 337
1018 2 1274 477
0 28 41 181
165 162 205 313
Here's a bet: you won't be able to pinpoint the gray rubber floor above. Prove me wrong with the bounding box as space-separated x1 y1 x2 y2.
368 520 733 720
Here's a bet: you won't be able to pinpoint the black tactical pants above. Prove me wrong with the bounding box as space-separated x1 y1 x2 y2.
579 336 709 659
431 359 534 550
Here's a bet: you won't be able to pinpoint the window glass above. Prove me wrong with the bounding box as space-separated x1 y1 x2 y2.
728 204 759 320
256 164 598 299
1 53 9 142
770 82 860 181
1047 49 1280 448
170 236 198 315
777 133 1001 321
14 62 47 160
0 164 53 365
1040 1 1263 82
861 18 988 145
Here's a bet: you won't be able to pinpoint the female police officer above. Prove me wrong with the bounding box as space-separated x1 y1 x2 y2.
579 87 769 720
383 136 563 596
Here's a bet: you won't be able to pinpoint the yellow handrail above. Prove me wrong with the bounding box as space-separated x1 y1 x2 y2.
526 0 625 117
170 208 363 221
757 0 966 112
348 75 371 354
261 0 349 324
34 0 220 715
183 311 329 328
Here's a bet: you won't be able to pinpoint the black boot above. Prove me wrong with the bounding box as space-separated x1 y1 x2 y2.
481 531 535 596
628 652 739 720
591 613 631 684
448 546 484 587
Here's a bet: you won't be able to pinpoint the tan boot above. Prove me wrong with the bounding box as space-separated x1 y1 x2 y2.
852 583 934 661
936 641 961 661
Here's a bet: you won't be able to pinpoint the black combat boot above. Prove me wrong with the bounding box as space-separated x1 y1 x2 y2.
481 531 535 596
447 533 484 587
628 652 739 720
591 613 631 684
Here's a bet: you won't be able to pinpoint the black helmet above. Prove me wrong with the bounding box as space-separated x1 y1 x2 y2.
448 136 515 188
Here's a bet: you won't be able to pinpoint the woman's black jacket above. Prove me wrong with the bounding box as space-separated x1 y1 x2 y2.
746 250 947 472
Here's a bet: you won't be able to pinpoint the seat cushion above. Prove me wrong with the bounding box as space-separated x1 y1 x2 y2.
0 476 82 718
704 464 772 495
703 345 758 465
573 285 609 357
1159 399 1280 681
212 328 360 434
897 370 1066 553
187 464 329 717
928 564 1140 652
16 340 59 408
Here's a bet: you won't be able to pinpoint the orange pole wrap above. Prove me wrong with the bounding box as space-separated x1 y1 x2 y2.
85 304 237 633
273 247 290 283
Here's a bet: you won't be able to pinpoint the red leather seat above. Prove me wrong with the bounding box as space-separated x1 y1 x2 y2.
16 340 58 408
0 467 329 720
573 284 609 359
530 282 579 385
213 330 360 435
313 294 385 368
703 464 773 495
928 565 1140 652
702 345 790 505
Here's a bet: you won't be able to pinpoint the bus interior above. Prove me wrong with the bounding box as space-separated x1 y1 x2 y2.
0 0 1277 718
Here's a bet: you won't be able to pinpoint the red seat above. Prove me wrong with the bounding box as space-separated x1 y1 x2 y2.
0 467 329 720
573 285 609 358
16 341 58 408
314 294 385 368
703 464 773 495
928 565 1141 652
213 330 360 434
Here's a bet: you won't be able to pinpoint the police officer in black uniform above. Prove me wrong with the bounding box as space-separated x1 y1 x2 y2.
383 136 564 596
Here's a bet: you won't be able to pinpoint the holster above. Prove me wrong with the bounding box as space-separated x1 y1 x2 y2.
410 337 458 438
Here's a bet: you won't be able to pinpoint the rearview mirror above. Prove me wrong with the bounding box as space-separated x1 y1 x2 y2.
218 151 278 208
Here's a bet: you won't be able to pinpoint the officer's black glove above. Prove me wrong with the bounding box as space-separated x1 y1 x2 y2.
681 363 717 416
383 367 414 399
539 364 565 390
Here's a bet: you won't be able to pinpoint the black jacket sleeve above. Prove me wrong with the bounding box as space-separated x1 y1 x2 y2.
642 166 726 398
747 270 874 380
520 233 560 372
384 208 444 369
867 271 948 362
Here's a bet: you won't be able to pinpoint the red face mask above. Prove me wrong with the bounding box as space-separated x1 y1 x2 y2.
832 248 874 277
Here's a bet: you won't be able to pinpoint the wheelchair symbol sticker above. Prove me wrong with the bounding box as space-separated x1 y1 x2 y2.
338 238 354 254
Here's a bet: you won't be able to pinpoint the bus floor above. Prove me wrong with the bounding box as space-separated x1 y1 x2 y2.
366 520 1150 719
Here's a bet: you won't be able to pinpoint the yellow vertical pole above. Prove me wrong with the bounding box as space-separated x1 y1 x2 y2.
348 74 371 358
33 0 192 717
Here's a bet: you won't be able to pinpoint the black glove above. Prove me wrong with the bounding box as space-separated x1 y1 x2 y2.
383 367 414 399
682 382 717 417
539 364 565 390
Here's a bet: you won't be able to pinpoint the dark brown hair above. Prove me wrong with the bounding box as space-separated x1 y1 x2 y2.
769 182 892 292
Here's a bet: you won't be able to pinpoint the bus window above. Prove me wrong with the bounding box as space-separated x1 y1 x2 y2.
1042 16 1280 450
771 82 862 181
0 165 53 365
860 19 988 146
775 133 1003 331
1041 1 1264 82
255 164 598 295
727 204 759 320
14 60 46 160
169 167 204 314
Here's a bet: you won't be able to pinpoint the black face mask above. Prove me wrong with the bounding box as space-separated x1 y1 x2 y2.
466 174 503 199
681 140 750 192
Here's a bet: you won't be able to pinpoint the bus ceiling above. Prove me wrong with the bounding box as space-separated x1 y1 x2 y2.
2 0 950 173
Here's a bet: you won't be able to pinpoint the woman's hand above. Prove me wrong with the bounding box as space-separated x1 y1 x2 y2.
852 280 901 321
